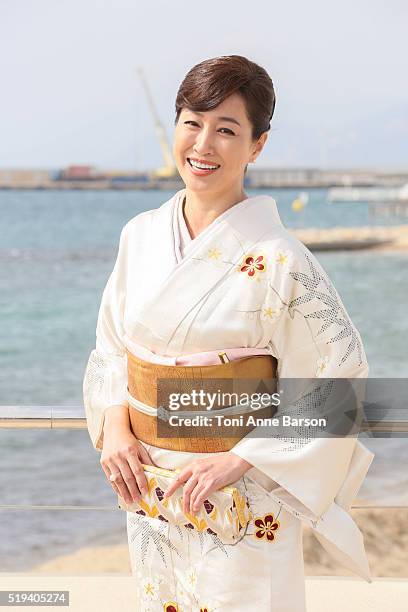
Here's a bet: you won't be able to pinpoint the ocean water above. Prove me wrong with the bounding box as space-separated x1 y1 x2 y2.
0 188 407 572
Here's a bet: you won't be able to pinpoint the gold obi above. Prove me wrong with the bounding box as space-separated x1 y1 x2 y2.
126 349 278 453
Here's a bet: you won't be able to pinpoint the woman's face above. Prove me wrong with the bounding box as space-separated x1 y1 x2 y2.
173 92 268 196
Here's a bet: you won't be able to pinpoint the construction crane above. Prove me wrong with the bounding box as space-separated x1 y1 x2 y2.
136 67 178 179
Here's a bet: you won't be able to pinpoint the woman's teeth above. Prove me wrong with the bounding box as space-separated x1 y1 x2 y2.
188 158 220 171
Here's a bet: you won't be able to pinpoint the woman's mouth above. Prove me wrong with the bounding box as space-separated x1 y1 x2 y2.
187 158 220 176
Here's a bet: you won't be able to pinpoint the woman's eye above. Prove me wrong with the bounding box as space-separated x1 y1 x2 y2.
183 121 235 135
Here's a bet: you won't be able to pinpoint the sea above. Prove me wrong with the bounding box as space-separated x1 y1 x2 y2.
0 188 407 572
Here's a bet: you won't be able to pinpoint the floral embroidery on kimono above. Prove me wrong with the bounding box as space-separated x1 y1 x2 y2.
253 513 281 542
239 253 266 278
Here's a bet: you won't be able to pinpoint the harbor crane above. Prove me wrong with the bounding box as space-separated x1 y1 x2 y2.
136 67 178 179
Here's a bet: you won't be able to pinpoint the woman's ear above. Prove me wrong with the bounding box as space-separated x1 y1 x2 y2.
249 132 268 163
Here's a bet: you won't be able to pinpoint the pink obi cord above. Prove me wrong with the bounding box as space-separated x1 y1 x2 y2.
125 339 271 366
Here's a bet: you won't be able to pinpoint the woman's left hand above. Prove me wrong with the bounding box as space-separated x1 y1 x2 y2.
163 452 253 515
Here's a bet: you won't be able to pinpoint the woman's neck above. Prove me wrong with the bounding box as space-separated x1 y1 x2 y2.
182 187 248 240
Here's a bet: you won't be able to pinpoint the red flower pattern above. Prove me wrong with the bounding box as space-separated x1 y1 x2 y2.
240 254 265 277
254 513 280 541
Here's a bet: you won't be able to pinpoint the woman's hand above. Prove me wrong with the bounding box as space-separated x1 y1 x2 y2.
100 406 156 504
163 452 253 514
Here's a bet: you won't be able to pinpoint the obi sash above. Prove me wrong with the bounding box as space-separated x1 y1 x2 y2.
126 349 278 452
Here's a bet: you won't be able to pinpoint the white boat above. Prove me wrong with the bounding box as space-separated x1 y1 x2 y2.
328 183 408 203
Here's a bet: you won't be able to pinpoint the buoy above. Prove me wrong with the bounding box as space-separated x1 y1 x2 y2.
292 198 304 212
292 192 309 212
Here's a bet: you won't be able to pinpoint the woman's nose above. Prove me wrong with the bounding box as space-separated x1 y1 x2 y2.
193 129 215 155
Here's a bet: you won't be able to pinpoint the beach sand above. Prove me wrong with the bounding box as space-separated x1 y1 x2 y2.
27 507 408 578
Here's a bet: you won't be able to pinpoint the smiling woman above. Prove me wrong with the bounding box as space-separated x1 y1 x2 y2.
172 56 275 238
83 54 374 612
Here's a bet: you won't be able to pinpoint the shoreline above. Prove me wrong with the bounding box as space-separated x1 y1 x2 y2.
292 224 408 252
26 507 407 578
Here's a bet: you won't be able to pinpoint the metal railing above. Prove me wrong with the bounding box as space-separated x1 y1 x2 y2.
1 405 407 433
1 406 407 510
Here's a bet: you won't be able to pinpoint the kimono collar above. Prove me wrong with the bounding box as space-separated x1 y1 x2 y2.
173 187 284 247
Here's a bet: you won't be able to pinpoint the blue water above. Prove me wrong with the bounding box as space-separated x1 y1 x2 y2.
0 188 407 572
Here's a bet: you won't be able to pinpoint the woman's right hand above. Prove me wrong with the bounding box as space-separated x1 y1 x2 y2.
100 408 156 504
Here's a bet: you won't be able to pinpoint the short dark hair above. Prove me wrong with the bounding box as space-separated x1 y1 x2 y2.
174 55 276 141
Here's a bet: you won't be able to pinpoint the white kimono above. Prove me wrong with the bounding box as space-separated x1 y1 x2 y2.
83 189 374 612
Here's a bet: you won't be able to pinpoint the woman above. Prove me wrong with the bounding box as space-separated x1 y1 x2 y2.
83 55 374 611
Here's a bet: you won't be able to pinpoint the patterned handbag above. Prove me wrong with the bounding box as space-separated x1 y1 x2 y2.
117 464 252 544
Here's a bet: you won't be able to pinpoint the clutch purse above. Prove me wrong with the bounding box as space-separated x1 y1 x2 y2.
117 464 252 544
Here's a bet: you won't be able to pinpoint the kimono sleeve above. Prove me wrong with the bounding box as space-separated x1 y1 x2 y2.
232 244 371 519
82 224 130 452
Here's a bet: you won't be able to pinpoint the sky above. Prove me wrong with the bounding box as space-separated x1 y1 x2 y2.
0 0 407 170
